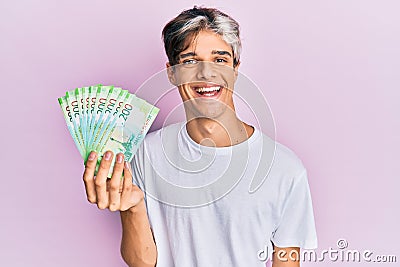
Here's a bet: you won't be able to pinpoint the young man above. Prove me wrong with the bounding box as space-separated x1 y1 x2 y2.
83 7 317 267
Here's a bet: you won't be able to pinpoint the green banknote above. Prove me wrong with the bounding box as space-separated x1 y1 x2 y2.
97 95 159 165
58 85 159 177
94 89 128 152
87 84 107 152
58 96 85 157
65 89 85 152
94 90 132 152
91 86 121 151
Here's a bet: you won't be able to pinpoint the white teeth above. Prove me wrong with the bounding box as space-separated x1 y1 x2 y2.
194 86 221 93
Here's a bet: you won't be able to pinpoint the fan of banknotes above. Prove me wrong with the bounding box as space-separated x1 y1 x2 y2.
58 84 159 176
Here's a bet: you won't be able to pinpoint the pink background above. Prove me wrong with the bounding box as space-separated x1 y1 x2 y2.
1 0 399 266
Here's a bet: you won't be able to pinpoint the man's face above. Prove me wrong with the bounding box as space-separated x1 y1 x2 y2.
167 30 240 120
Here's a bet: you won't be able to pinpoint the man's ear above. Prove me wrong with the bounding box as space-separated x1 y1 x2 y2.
166 62 177 86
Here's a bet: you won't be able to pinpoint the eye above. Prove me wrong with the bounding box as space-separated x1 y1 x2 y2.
183 59 198 65
215 58 228 63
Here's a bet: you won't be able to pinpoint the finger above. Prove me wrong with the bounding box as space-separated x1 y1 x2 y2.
120 162 133 211
119 175 124 194
120 162 144 211
122 161 133 192
120 161 134 193
83 151 98 203
95 151 113 209
108 153 124 211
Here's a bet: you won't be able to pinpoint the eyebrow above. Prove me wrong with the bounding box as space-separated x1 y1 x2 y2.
179 50 232 59
211 50 232 57
179 52 196 59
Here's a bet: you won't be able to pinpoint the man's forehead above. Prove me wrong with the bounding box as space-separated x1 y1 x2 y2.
178 30 233 57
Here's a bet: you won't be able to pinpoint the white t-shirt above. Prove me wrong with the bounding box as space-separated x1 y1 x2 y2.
131 122 317 266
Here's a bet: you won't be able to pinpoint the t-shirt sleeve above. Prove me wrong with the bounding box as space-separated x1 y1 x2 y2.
130 141 153 211
271 169 318 249
130 142 146 191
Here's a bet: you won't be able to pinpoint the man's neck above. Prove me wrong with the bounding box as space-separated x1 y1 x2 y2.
186 117 254 147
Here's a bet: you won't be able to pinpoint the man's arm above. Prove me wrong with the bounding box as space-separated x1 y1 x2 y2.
83 151 157 267
120 199 157 267
272 246 300 267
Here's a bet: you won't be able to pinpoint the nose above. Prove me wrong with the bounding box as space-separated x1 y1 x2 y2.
196 62 217 80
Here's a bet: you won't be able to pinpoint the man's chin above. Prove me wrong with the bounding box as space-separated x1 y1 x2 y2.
185 103 228 121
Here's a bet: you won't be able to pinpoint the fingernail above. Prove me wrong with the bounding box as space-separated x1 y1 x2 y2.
124 162 130 169
88 152 96 161
104 151 111 161
117 154 123 163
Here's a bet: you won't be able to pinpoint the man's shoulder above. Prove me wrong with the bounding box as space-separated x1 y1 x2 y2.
144 122 183 144
275 140 304 167
259 132 306 177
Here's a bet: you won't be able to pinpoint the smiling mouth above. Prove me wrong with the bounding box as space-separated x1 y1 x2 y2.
190 84 223 97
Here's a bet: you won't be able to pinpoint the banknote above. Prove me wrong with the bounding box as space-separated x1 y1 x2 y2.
94 91 133 152
58 96 85 157
58 85 159 177
98 94 158 160
86 85 96 150
94 89 128 151
91 86 121 151
65 89 85 152
87 84 107 151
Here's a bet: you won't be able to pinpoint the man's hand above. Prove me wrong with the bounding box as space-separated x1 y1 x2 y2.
83 151 144 211
82 151 157 266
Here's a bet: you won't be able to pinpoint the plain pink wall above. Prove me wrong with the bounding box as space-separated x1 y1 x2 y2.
1 1 399 266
